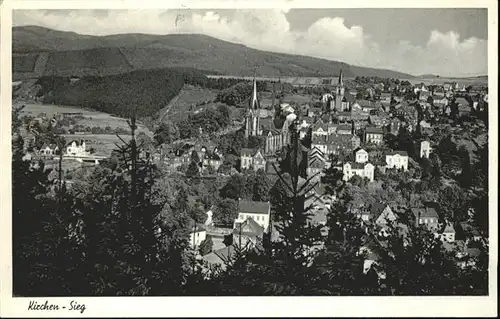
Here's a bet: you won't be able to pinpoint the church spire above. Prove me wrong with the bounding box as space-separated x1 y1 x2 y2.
251 75 259 110
338 69 344 86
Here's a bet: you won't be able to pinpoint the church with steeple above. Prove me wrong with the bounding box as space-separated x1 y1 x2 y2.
243 77 293 155
329 70 352 112
244 79 262 138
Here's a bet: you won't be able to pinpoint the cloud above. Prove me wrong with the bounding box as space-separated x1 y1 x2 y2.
13 9 487 76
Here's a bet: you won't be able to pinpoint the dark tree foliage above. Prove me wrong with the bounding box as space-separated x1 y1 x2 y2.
213 198 238 227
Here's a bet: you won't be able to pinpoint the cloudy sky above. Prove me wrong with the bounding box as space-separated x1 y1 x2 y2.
13 8 488 77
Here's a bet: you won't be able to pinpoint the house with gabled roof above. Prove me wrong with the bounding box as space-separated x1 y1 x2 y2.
355 148 369 163
438 223 456 243
307 156 326 177
39 143 59 157
370 203 397 231
342 162 375 182
240 148 266 171
412 207 439 231
311 121 329 137
234 199 271 232
233 217 265 249
337 124 353 135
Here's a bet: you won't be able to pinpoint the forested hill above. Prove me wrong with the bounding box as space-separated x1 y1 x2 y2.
35 68 219 118
13 25 414 79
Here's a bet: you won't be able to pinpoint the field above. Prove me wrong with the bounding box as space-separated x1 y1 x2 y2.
159 85 219 123
18 103 151 134
61 134 126 156
403 77 488 86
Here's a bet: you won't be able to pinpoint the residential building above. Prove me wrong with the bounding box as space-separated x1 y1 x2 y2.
312 133 360 157
439 223 456 243
414 83 429 94
380 92 391 103
233 217 265 249
365 126 384 145
412 207 439 231
39 143 59 157
370 203 397 229
337 124 352 135
420 140 431 158
355 148 369 163
240 148 266 171
385 151 409 171
369 114 391 128
307 156 326 177
233 199 271 232
311 121 329 137
202 151 223 172
65 140 89 157
433 96 449 107
343 162 375 182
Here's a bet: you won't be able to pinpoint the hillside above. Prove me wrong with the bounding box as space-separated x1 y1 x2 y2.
35 68 211 118
13 25 414 79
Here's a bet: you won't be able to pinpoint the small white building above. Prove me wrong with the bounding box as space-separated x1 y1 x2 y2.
355 148 369 163
439 223 456 243
385 151 409 171
343 162 375 182
233 200 271 232
66 140 89 157
420 141 431 158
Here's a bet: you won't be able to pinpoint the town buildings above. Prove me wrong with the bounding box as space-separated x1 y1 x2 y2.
365 126 384 145
385 151 409 171
240 148 266 171
233 200 271 233
420 141 431 158
412 207 439 231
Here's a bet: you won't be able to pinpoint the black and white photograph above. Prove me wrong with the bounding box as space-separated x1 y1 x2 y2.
1 1 497 317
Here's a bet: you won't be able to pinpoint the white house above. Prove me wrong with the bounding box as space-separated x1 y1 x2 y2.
343 162 375 182
40 144 59 156
385 151 409 171
439 223 456 243
420 141 431 158
65 140 89 157
233 200 271 232
355 148 369 163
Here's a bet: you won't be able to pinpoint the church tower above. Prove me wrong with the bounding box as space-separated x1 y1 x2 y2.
334 69 345 111
245 77 261 138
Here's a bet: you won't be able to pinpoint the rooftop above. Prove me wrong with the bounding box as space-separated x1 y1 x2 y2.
238 199 271 215
233 217 265 237
411 207 439 219
365 127 384 134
